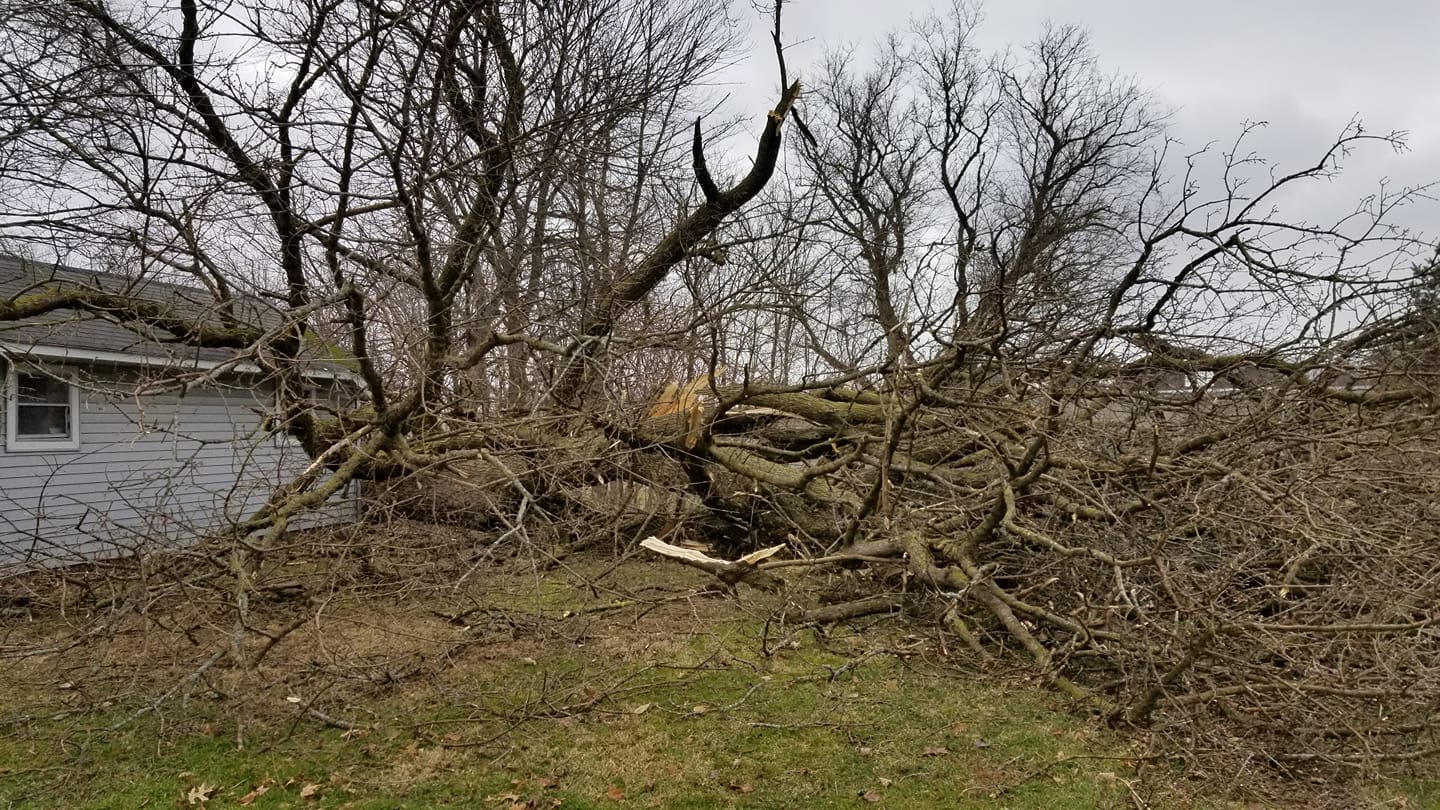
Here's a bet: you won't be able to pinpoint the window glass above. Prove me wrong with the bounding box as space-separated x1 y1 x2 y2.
14 373 73 440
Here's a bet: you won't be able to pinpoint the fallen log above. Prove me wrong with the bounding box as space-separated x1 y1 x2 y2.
783 594 906 625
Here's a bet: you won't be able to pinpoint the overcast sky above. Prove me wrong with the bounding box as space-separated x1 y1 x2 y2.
716 0 1440 234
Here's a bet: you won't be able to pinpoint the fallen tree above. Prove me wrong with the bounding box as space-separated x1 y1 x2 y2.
3 0 1438 777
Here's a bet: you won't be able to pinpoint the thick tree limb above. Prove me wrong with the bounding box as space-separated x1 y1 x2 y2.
639 537 786 591
553 81 803 403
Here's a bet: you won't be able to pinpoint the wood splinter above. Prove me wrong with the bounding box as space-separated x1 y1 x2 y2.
639 536 787 592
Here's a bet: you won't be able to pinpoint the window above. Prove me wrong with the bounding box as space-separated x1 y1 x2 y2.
5 366 81 451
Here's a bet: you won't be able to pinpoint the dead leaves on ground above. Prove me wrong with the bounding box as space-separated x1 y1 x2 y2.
183 774 337 806
236 778 274 805
484 776 563 809
183 782 215 805
726 778 755 794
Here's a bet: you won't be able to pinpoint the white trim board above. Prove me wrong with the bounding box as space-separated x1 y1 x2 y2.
0 341 360 383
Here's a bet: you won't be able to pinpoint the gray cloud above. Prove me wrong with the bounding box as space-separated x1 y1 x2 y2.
716 0 1440 236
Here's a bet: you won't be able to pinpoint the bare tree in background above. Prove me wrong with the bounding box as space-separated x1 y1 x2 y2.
0 0 800 484
791 9 1163 370
797 40 929 367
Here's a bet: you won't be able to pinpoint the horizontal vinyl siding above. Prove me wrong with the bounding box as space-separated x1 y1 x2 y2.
1 364 358 567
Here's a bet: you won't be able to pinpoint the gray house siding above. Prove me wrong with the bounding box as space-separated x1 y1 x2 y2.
0 361 357 567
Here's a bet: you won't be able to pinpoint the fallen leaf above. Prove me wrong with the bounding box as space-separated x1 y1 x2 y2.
859 789 882 802
605 785 625 801
857 746 874 757
727 780 754 794
690 704 709 715
237 780 273 805
630 703 653 715
922 746 950 757
949 722 968 735
973 737 992 749
878 777 893 787
185 783 215 805
300 782 322 799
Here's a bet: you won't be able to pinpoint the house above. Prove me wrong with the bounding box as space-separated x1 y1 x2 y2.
0 255 360 568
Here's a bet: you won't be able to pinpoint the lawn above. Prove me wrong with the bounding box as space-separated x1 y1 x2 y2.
0 526 1431 808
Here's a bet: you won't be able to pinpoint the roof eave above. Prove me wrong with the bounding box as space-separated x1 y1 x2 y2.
0 341 362 384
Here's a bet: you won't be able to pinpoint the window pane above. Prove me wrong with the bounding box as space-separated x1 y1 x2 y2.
17 404 72 439
17 374 69 405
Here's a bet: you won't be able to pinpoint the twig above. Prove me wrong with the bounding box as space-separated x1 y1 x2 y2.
109 647 226 730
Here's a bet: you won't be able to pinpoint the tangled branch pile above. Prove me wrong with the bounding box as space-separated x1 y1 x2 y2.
402 341 1439 768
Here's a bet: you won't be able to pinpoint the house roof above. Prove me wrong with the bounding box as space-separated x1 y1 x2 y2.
0 255 357 379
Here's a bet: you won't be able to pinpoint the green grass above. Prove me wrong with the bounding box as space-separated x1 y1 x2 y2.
0 611 1141 809
0 554 1434 809
0 654 1142 809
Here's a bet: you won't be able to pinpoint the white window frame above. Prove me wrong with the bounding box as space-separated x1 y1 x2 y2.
5 364 82 452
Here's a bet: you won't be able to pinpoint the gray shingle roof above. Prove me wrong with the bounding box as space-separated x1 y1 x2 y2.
0 255 354 376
